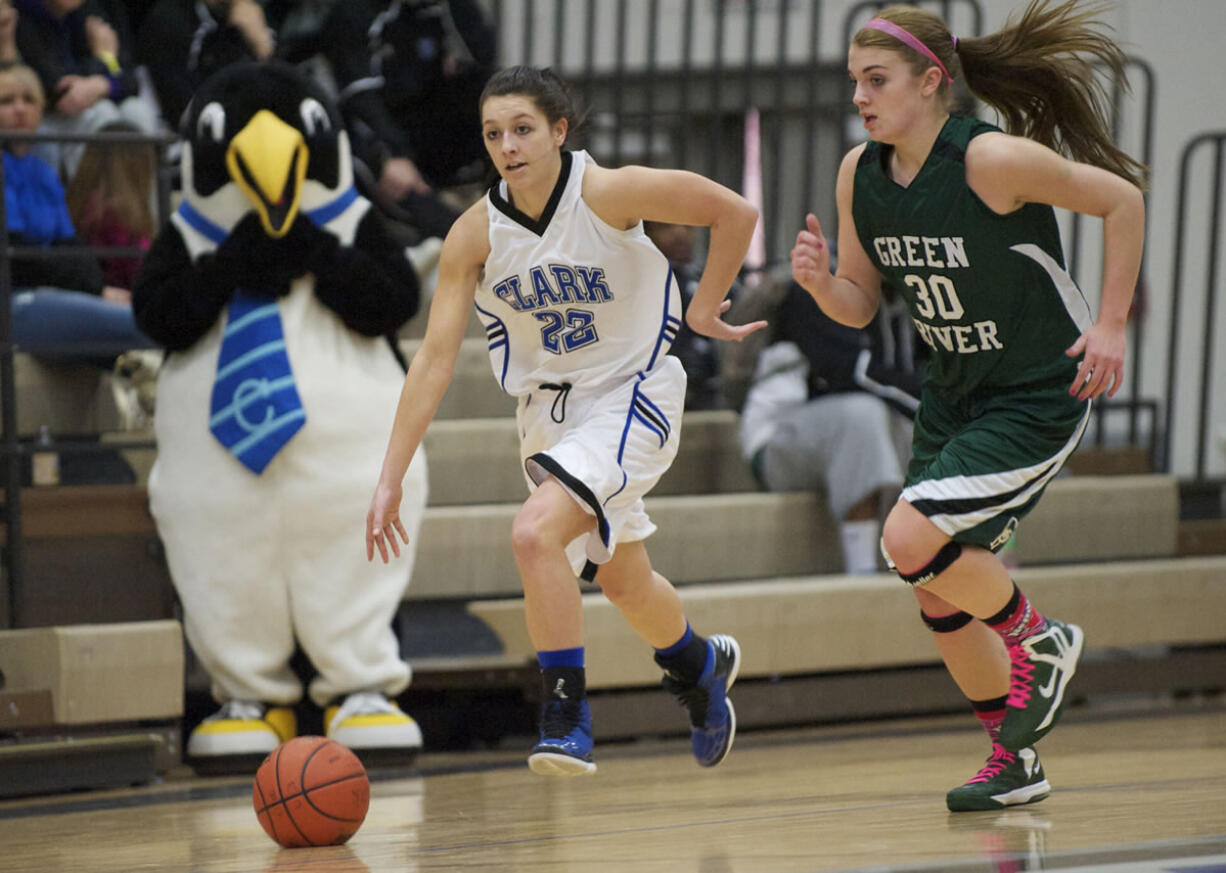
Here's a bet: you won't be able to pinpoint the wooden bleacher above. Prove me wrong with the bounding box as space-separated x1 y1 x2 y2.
2 315 1224 754
467 556 1226 688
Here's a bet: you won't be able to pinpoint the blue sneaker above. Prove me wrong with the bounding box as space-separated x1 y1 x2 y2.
528 697 596 776
663 634 741 767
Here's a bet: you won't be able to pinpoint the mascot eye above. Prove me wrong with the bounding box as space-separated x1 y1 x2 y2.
300 98 331 136
197 102 227 143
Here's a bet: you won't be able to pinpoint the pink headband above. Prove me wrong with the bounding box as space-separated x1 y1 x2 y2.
862 17 954 84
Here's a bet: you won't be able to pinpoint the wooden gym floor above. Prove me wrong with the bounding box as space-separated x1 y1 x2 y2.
0 700 1222 873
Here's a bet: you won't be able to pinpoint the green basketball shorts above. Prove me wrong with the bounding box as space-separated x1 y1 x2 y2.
901 382 1090 551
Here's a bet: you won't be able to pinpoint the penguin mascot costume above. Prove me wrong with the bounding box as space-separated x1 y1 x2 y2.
133 61 429 770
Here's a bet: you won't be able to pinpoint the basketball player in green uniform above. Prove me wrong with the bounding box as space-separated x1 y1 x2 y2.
791 1 1146 811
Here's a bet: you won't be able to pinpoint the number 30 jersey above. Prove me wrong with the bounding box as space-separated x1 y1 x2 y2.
852 115 1093 399
476 149 682 396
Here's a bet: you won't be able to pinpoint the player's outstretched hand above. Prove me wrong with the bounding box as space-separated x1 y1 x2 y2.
1065 320 1126 401
791 213 832 293
686 299 768 343
366 481 410 563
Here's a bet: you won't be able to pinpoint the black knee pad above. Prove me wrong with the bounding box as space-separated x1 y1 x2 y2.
920 608 974 633
897 540 963 586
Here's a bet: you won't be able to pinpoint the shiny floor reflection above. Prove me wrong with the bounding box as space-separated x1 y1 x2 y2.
0 703 1222 873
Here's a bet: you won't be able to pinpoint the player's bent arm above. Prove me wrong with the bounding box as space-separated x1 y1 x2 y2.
586 163 761 340
377 205 488 486
967 133 1144 327
804 147 881 328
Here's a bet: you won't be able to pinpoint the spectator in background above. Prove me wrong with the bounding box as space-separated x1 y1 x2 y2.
0 62 150 360
137 0 275 131
0 0 19 65
738 279 921 575
13 0 159 178
644 220 741 411
65 119 156 288
322 0 496 241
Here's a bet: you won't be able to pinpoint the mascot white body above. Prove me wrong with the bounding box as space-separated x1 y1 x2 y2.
134 62 427 765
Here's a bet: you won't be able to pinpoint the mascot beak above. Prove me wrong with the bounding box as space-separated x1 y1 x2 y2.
226 109 308 238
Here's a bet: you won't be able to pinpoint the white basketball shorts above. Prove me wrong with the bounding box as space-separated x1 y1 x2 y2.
519 355 686 576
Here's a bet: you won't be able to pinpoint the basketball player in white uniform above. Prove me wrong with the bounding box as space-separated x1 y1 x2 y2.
367 65 765 775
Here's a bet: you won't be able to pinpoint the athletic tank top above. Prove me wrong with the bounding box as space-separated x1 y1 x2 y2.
476 150 682 396
852 115 1091 398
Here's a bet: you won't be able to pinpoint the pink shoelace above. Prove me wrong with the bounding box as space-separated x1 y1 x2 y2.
967 743 1016 784
1006 641 1037 708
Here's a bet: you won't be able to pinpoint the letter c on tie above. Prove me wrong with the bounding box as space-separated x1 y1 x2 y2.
233 378 275 432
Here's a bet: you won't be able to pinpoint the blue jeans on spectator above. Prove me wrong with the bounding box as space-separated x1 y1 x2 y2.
11 287 153 362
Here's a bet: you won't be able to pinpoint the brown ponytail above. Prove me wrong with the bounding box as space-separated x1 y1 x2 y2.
854 0 1148 189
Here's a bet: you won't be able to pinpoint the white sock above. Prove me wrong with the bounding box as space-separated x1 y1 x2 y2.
840 519 881 575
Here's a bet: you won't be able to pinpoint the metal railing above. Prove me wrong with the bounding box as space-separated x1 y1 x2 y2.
1062 57 1158 459
840 0 984 56
1166 131 1226 480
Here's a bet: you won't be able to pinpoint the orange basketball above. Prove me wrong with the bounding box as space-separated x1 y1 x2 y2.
252 736 370 848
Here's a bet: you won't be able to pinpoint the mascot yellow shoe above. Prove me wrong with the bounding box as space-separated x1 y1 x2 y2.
187 701 297 772
133 61 429 774
325 693 423 753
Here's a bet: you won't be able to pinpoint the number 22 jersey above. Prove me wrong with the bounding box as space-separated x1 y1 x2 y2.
476 149 683 396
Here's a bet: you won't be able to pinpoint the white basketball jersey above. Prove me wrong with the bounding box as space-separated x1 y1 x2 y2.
476 150 682 396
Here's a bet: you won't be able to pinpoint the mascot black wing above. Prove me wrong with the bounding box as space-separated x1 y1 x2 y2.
133 62 429 763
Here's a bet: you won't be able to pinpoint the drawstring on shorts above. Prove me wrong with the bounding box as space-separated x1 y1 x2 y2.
539 381 573 423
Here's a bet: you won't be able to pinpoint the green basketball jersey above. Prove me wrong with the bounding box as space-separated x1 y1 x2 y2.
852 115 1091 399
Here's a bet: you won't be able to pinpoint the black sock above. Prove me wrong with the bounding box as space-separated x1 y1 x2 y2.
541 666 586 703
654 632 710 684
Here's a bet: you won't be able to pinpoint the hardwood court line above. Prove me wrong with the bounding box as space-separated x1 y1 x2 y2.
1 702 1219 824
1044 773 1226 796
397 812 1226 873
0 779 250 821
842 838 1226 873
403 796 921 857
0 758 491 821
359 773 1226 864
0 717 1215 822
0 720 913 821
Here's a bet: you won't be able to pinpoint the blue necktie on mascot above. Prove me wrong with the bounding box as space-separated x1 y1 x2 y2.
209 290 305 474
173 189 360 475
